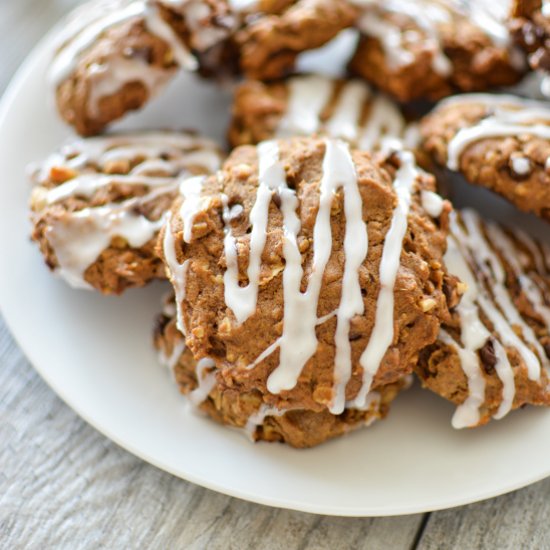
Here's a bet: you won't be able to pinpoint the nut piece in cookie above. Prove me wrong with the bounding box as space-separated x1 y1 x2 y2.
158 136 456 423
153 291 410 448
236 0 359 80
50 0 236 136
416 209 550 427
348 0 525 102
30 131 223 294
229 75 419 150
420 93 550 221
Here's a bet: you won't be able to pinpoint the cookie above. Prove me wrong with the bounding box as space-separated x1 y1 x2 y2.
348 0 524 102
30 131 223 294
158 136 456 419
420 93 550 221
509 0 550 96
228 75 418 150
236 0 359 80
51 0 235 136
416 209 550 427
153 292 409 448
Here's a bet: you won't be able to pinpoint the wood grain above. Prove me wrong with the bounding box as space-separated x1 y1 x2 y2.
0 2 548 549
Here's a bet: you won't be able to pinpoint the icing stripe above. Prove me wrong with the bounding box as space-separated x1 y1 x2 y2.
277 76 334 137
274 75 406 150
461 210 545 379
354 150 418 407
444 96 550 170
267 139 363 395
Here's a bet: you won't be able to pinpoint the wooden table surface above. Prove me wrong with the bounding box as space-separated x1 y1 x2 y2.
1 1 549 548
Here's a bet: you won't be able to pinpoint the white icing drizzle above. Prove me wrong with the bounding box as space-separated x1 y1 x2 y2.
354 0 453 76
245 311 337 371
216 140 430 413
353 150 419 408
444 95 550 170
86 56 172 117
143 2 198 69
49 0 233 117
330 141 368 414
439 209 550 427
461 210 546 380
358 95 406 151
516 229 549 276
486 223 550 333
222 141 284 325
439 329 487 428
228 0 258 11
267 140 364 397
244 404 285 440
441 226 491 427
421 189 445 217
325 81 371 142
50 0 201 85
345 390 381 413
179 176 209 244
159 337 186 372
45 198 166 289
352 0 515 76
50 0 147 85
163 212 191 335
188 358 217 406
277 75 334 137
275 76 406 150
35 132 221 291
158 0 231 51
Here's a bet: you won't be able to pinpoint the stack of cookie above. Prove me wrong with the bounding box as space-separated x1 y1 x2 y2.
29 0 550 447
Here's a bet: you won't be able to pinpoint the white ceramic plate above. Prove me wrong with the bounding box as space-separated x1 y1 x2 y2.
1 28 550 518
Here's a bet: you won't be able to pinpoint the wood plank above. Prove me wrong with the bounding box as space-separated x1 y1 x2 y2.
417 480 550 550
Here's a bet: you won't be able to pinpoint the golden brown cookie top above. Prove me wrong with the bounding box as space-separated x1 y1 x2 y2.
421 93 550 219
30 130 223 293
417 208 550 427
159 136 456 414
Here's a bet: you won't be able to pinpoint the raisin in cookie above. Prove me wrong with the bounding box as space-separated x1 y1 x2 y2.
153 292 409 448
51 0 235 136
30 131 223 294
420 93 550 221
416 209 550 427
228 75 419 150
158 136 456 419
348 0 524 102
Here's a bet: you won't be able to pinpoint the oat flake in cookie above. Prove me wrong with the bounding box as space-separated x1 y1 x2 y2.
158 136 456 428
29 131 223 294
229 75 418 150
417 209 550 428
153 292 410 448
50 0 236 136
421 93 550 221
348 0 525 102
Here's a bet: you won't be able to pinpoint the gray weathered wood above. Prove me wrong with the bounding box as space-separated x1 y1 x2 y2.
0 1 549 549
417 479 550 550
